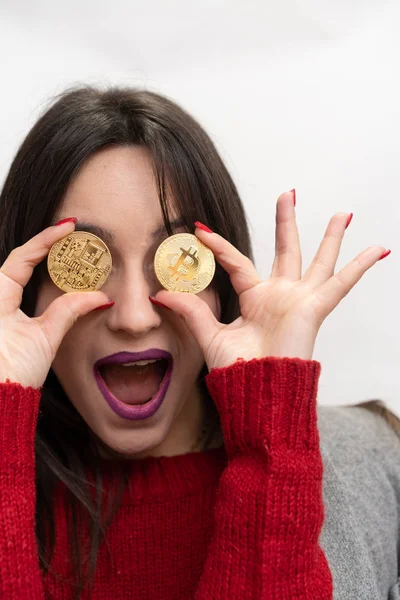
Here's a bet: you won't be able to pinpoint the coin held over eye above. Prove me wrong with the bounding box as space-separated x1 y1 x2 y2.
154 233 215 294
47 231 112 293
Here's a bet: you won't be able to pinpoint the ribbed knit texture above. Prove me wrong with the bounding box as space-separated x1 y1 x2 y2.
0 357 332 599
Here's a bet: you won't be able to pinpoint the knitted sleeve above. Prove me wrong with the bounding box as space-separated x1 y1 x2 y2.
0 382 45 598
195 357 333 599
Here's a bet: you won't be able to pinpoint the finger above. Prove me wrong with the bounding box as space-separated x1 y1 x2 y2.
154 289 222 354
303 213 351 288
313 245 388 317
194 225 261 295
37 290 110 355
0 220 77 312
271 191 301 281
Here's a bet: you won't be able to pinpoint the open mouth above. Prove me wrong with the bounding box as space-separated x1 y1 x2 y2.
98 358 169 406
94 350 173 420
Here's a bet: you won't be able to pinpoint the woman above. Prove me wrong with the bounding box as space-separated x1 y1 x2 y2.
0 87 398 599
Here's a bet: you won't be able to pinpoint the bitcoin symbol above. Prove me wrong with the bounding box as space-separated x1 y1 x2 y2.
168 246 200 282
154 233 215 294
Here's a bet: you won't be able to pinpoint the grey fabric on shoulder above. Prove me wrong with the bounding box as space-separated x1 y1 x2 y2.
317 404 400 599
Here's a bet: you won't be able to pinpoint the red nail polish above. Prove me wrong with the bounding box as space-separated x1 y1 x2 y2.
378 249 391 261
345 213 353 229
149 297 171 310
290 189 296 207
194 221 213 234
55 217 78 226
93 300 115 311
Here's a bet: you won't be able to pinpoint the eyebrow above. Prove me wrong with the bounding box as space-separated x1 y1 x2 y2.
151 218 187 239
72 218 186 245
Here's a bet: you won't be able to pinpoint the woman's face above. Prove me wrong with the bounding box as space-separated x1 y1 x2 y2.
35 146 220 458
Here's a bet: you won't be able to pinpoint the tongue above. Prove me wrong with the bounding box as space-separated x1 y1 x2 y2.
101 361 166 405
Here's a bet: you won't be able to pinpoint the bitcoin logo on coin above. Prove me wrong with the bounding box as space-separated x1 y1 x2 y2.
47 231 112 293
168 246 199 282
154 233 215 294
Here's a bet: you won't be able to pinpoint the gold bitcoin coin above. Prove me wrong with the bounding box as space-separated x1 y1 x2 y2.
47 231 112 293
154 233 215 294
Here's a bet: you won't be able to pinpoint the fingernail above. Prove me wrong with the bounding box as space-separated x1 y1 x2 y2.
149 296 171 310
194 221 213 234
290 189 296 207
378 249 391 261
55 217 78 226
345 213 353 229
93 300 115 311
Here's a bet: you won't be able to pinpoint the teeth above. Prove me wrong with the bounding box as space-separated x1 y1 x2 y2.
121 359 159 367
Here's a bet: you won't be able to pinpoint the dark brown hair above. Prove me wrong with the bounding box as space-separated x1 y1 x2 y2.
0 86 252 596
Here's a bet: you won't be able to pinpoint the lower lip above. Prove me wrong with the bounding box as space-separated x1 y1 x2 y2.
93 360 173 421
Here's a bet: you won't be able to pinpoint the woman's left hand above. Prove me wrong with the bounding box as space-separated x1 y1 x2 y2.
153 191 389 371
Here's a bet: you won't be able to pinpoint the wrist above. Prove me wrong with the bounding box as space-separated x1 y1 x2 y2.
205 357 321 458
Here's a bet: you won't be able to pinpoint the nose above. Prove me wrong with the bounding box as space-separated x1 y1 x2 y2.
104 268 162 338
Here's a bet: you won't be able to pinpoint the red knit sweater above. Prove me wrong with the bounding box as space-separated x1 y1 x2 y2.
0 357 332 599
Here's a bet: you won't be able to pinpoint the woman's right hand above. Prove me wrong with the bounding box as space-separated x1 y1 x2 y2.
0 220 110 389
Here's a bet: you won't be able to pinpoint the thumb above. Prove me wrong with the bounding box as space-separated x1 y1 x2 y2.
37 291 111 353
154 290 221 353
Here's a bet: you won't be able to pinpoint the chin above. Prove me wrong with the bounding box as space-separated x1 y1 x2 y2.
93 422 167 460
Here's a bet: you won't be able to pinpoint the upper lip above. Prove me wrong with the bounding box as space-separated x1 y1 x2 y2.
94 349 172 369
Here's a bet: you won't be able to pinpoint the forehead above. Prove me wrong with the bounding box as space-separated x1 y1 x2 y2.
59 146 180 246
63 145 159 216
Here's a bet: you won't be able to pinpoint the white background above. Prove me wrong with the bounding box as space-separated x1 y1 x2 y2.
1 0 399 412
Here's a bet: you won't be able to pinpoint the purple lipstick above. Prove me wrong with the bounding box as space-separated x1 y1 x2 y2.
94 349 173 420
